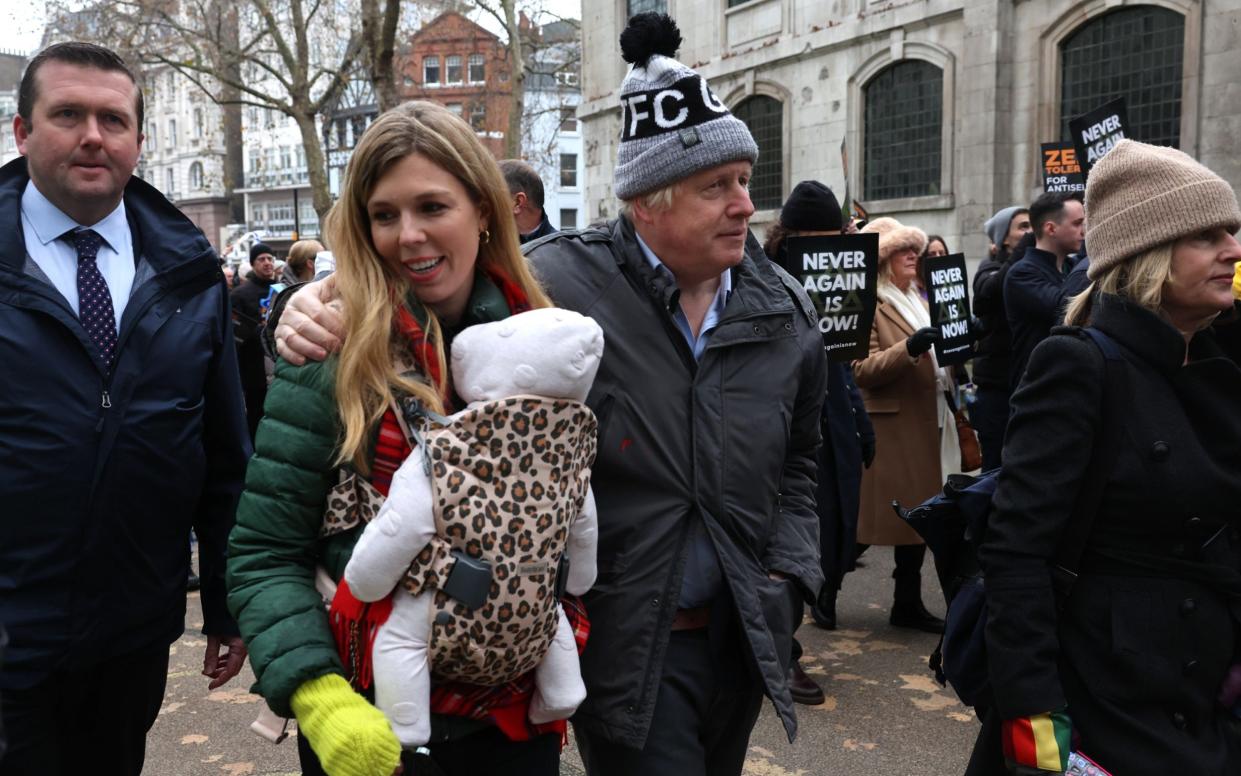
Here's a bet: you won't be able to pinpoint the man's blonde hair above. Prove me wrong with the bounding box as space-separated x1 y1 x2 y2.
619 182 678 219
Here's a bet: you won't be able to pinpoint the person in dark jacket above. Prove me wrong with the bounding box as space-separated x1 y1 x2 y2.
971 207 1030 469
1003 191 1085 390
0 43 250 776
272 15 827 776
230 241 279 440
765 180 875 705
977 140 1241 775
499 158 558 243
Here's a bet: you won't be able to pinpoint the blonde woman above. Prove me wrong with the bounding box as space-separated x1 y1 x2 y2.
226 102 565 776
975 140 1241 774
851 217 947 633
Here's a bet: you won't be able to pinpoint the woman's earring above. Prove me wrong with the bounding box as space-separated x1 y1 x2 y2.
479 228 491 245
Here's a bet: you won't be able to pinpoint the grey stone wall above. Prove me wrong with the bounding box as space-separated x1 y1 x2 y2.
581 0 1239 266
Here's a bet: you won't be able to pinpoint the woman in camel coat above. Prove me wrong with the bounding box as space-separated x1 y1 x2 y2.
852 217 946 632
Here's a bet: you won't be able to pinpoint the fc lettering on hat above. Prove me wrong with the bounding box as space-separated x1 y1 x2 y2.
620 75 730 142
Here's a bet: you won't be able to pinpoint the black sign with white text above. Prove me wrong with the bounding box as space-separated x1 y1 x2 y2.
1069 98 1129 180
787 233 879 362
924 253 974 366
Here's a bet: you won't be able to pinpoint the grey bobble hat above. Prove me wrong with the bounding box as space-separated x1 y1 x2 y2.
983 206 1023 249
1085 139 1241 280
614 13 758 200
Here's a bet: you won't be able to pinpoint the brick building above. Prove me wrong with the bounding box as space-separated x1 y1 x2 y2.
397 11 513 158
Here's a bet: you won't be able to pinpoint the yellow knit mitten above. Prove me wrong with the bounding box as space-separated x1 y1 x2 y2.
290 674 401 776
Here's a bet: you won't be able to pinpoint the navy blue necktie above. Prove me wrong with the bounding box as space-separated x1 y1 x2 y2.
68 229 118 370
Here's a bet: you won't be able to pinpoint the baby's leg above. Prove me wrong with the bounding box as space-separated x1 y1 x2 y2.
528 606 586 724
372 593 432 746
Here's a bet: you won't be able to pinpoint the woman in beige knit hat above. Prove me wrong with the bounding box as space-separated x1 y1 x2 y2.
851 216 951 633
974 139 1241 775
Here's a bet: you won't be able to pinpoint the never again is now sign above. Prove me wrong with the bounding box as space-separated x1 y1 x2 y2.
786 233 879 362
923 253 974 366
1069 97 1129 180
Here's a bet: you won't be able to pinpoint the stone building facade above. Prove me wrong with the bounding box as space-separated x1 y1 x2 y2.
139 66 232 250
580 0 1241 262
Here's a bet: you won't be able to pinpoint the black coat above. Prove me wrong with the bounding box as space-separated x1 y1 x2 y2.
980 294 1241 773
0 158 250 690
818 362 873 587
1003 247 1082 390
527 217 827 748
970 256 1012 391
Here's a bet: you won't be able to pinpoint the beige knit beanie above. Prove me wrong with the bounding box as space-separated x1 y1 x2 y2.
1085 139 1241 280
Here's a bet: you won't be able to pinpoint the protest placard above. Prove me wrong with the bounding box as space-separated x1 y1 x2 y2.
786 233 879 362
1041 141 1085 193
1069 98 1129 180
923 253 974 366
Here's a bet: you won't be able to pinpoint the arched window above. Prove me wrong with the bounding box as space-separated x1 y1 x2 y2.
189 162 204 190
863 60 942 201
1060 7 1184 147
733 95 782 211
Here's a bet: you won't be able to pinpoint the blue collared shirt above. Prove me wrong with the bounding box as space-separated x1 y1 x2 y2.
21 181 135 330
634 231 731 608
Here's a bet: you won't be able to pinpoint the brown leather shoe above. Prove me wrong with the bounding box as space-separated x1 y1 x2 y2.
788 660 826 705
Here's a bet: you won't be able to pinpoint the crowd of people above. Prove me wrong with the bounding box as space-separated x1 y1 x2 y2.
3 10 1241 776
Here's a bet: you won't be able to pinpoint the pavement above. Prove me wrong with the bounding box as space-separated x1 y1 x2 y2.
147 550 975 775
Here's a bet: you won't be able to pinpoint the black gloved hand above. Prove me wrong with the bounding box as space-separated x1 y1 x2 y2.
861 436 876 468
906 326 940 357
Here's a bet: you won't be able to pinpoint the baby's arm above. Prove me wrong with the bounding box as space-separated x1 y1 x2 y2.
344 457 437 602
564 485 598 595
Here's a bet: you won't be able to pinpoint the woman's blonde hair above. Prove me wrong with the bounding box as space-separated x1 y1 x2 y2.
326 100 551 471
1064 243 1174 327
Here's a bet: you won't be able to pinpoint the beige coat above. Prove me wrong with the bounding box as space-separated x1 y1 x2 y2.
851 301 943 545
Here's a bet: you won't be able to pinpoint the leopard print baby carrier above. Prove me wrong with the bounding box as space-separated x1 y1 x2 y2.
398 396 597 686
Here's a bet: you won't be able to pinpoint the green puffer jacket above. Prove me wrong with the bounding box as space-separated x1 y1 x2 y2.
227 274 513 717
226 357 355 717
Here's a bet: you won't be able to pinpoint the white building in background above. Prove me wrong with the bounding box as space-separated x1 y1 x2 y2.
235 106 321 251
522 19 584 230
138 66 232 248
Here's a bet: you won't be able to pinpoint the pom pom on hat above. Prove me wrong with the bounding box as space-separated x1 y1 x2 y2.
620 13 682 66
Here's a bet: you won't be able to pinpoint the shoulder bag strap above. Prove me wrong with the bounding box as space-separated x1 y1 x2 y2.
1050 327 1128 599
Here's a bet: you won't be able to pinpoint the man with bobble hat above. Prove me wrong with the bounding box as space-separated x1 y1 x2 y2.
526 13 828 776
268 13 827 774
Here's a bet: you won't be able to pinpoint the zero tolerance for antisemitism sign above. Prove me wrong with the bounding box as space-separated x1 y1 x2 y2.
787 233 879 362
923 253 974 366
1069 97 1129 180
1041 141 1085 193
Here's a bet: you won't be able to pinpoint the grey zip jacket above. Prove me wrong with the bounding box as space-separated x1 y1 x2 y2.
526 216 827 748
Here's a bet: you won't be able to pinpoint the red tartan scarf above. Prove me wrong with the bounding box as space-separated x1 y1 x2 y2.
329 268 585 742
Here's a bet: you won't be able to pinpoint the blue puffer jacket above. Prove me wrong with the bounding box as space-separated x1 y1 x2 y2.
0 157 251 690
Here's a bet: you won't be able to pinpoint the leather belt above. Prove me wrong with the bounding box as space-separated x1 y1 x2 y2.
670 606 711 631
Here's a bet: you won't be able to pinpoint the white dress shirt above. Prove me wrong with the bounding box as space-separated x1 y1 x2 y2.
21 181 136 330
